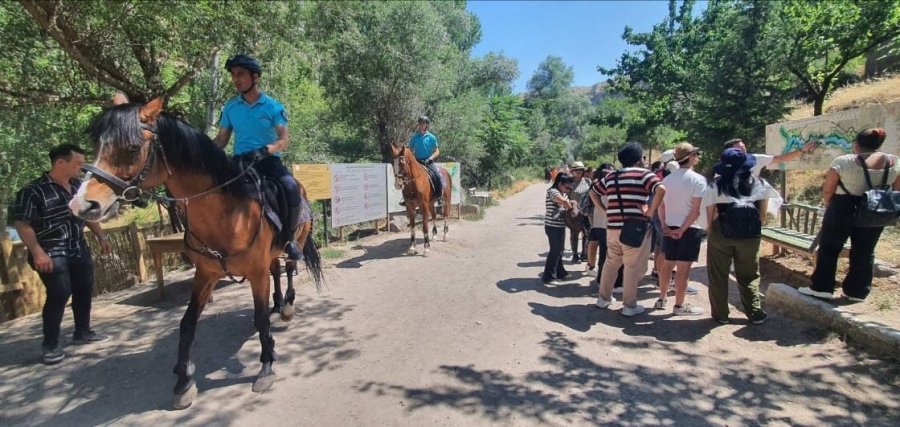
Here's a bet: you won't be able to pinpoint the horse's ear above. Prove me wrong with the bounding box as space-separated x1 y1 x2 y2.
111 92 129 106
139 97 165 122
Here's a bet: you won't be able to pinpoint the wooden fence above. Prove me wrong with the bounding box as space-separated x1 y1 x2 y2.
0 223 188 322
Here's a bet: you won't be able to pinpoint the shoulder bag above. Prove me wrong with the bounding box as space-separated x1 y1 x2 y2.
615 170 649 247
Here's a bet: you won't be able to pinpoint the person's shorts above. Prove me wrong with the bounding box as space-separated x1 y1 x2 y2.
662 226 703 262
588 227 604 242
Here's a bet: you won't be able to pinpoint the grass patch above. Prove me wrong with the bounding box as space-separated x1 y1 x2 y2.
320 247 346 259
874 296 894 312
494 179 539 199
785 73 900 121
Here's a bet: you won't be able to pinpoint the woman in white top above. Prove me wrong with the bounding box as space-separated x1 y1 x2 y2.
702 148 779 325
800 128 900 302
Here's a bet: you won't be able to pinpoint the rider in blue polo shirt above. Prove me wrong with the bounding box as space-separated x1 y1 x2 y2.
213 54 303 260
403 115 443 205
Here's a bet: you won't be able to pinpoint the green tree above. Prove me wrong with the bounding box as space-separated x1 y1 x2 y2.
477 94 529 188
772 0 900 116
306 1 480 162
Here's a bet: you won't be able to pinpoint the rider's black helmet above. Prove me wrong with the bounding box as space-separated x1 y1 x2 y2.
417 115 430 124
225 54 262 76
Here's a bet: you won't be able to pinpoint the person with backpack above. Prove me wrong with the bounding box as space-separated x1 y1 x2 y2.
800 128 900 302
702 148 777 325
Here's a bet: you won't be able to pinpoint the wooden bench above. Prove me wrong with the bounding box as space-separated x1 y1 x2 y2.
761 203 849 259
466 187 492 206
145 233 186 298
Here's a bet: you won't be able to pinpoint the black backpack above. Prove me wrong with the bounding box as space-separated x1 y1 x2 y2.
716 199 762 239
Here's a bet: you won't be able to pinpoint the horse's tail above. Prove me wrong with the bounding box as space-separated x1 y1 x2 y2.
302 231 325 290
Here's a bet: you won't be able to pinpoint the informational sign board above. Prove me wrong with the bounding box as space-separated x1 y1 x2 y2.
292 164 332 201
765 102 900 170
330 164 387 227
386 162 461 213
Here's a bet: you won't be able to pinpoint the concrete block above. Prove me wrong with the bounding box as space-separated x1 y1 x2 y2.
767 283 900 355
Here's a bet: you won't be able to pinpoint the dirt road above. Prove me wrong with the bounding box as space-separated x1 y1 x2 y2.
1 183 898 426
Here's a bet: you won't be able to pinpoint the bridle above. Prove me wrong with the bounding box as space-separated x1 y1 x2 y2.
81 122 166 204
393 152 412 186
80 118 268 279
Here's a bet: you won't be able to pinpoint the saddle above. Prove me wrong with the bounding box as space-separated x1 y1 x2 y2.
417 160 445 198
242 166 293 249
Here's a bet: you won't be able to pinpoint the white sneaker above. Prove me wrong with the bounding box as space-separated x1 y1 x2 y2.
653 299 668 309
612 287 624 295
798 287 834 300
673 303 704 316
622 304 645 317
594 296 615 309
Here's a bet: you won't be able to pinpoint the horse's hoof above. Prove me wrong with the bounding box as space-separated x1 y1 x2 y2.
280 303 294 322
269 307 282 324
173 381 197 410
407 248 417 256
252 371 276 393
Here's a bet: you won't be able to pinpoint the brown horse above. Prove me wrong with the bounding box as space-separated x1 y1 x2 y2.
69 95 323 409
391 144 452 255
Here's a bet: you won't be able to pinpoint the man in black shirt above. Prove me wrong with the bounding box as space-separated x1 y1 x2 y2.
12 144 113 365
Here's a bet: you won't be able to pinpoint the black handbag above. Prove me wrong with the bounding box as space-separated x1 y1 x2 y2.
614 171 649 247
838 154 900 228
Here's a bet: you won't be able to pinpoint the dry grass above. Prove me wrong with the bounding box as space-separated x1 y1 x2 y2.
493 179 539 199
785 74 900 121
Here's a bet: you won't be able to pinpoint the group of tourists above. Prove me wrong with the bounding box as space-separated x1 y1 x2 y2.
543 128 899 324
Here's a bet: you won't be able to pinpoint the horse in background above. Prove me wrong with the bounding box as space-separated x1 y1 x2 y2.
391 143 452 255
70 95 323 409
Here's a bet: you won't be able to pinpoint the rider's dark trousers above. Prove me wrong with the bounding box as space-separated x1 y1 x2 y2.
543 225 568 282
255 156 301 208
31 252 95 349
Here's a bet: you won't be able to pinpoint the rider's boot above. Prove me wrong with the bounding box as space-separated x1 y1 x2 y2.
284 203 303 261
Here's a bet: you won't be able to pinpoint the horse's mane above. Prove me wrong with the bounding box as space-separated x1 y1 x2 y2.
86 104 248 200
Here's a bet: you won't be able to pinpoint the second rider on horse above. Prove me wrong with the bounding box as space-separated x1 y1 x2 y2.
401 115 444 206
213 54 305 260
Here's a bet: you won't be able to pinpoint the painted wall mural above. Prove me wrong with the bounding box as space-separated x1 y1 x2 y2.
765 101 899 171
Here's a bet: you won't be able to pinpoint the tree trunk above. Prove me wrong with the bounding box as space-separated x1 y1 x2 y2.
813 92 826 116
204 51 220 134
378 120 393 164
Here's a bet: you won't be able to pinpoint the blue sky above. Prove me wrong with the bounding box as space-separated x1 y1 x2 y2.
467 0 678 93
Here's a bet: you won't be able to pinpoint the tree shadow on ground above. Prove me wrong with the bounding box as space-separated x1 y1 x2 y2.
357 331 900 425
336 238 412 269
497 277 594 299
0 287 360 425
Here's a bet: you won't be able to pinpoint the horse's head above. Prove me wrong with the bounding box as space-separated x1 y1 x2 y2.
70 94 167 222
391 143 411 190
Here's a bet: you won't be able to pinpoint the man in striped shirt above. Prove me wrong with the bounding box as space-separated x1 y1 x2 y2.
12 144 112 365
592 142 666 317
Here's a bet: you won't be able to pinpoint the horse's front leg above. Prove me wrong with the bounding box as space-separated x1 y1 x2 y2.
406 206 418 255
422 202 434 256
281 259 297 322
251 270 277 393
173 270 219 410
269 259 284 323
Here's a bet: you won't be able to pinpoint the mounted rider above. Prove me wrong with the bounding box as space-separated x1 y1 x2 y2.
213 54 305 260
403 115 444 206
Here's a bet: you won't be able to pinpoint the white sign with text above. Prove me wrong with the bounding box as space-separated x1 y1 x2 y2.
330 164 387 227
